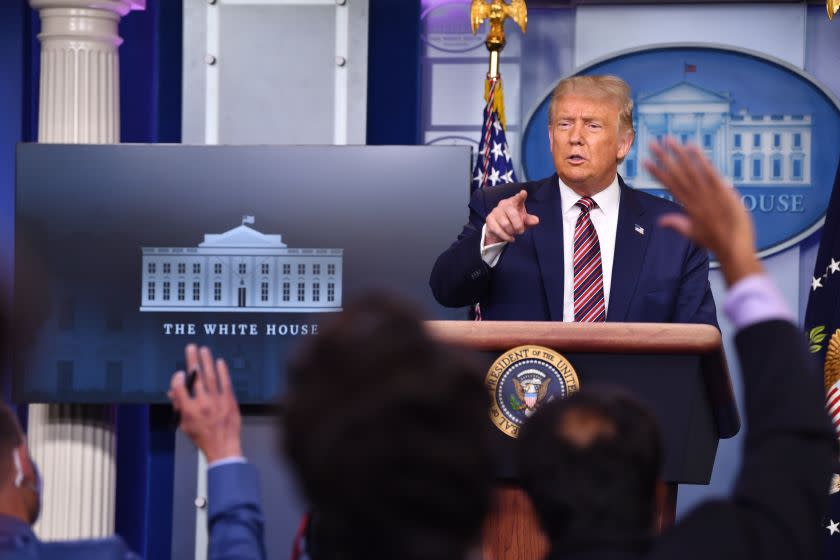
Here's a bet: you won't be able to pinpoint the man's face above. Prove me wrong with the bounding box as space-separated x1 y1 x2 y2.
548 94 633 196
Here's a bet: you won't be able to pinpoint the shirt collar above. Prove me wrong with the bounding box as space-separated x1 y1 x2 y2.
558 175 621 218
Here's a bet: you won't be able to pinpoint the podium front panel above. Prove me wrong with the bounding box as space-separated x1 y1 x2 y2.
474 351 718 485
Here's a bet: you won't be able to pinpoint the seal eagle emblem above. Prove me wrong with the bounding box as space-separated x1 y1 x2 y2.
486 345 580 438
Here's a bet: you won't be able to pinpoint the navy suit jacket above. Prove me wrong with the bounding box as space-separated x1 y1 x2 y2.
430 174 717 325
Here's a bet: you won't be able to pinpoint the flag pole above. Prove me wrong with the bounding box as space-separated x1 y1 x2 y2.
468 2 527 321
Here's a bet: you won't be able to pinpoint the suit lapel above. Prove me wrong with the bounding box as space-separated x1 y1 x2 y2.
530 175 565 321
607 178 651 321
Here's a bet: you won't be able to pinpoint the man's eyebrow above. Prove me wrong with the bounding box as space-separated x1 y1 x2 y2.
555 114 604 122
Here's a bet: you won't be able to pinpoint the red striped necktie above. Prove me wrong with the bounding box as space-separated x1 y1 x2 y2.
573 197 606 322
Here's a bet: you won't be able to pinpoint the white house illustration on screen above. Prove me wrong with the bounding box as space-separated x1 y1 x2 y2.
140 216 343 312
620 82 812 190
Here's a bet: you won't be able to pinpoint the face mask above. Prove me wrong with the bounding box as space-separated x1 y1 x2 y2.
12 448 42 524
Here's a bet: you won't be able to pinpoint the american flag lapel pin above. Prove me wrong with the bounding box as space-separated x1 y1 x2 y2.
634 224 645 236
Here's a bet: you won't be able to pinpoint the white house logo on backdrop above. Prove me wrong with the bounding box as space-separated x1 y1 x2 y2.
139 216 343 312
621 81 812 196
521 46 840 260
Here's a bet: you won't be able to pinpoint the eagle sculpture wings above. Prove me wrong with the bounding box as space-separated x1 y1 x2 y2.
470 0 528 35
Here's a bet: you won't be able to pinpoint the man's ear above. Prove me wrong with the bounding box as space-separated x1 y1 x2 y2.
617 128 634 161
13 441 33 486
12 446 24 487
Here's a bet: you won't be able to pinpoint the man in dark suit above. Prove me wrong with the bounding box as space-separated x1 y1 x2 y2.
516 139 837 560
430 75 716 325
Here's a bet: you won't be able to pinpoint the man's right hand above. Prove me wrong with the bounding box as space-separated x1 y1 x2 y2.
484 190 541 245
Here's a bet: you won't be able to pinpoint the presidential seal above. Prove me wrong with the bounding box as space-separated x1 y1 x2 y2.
486 345 580 438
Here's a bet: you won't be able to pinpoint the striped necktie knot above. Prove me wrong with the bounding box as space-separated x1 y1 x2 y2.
575 197 596 213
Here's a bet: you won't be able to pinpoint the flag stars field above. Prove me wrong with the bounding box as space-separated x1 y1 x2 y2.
491 141 505 161
811 257 840 291
488 168 501 187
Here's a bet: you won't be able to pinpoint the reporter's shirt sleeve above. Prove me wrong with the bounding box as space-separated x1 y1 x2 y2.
723 273 795 330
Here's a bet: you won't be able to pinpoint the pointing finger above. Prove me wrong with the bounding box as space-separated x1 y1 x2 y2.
503 204 525 234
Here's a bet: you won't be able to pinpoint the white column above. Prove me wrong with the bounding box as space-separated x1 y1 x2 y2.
27 0 145 540
694 112 701 146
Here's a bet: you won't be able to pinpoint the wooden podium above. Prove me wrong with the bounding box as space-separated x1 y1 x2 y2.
425 321 738 560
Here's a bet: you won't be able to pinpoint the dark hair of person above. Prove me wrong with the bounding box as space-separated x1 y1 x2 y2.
516 388 663 551
282 294 494 560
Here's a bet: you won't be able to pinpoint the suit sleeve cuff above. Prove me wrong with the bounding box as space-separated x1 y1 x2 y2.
480 224 506 267
207 456 247 470
724 273 795 330
207 462 261 519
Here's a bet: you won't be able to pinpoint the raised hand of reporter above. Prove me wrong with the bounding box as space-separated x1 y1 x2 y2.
644 138 762 286
168 344 243 463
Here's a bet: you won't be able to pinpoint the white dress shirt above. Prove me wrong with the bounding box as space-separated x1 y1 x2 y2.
480 175 621 321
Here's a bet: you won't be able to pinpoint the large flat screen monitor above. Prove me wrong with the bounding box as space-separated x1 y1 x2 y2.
15 144 471 403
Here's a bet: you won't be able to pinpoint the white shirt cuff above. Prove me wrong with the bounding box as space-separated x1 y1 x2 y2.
480 224 507 268
207 456 247 470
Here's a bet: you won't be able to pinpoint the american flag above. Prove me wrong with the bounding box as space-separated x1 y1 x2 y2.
471 76 518 321
828 382 840 434
471 76 518 194
804 158 840 558
825 376 840 557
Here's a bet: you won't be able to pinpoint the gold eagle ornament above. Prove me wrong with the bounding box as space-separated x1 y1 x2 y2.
829 0 840 20
470 0 527 51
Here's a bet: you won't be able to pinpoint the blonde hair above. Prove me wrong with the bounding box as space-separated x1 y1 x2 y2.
549 75 635 136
